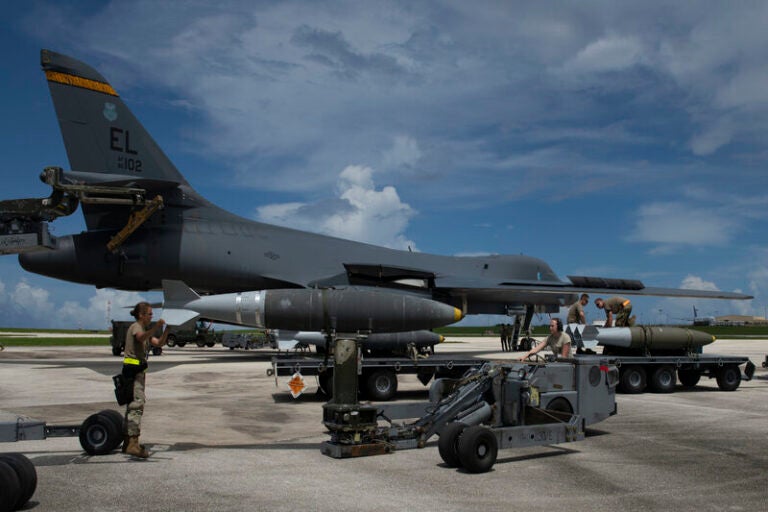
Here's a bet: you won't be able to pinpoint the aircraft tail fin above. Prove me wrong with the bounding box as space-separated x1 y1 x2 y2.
41 49 192 229
41 49 188 185
161 280 201 326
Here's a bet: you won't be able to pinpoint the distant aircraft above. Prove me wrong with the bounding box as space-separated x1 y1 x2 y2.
4 49 752 336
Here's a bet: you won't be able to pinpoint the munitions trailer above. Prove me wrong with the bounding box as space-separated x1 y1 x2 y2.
270 354 487 401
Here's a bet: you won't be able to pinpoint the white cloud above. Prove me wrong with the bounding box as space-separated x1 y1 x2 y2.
680 275 718 291
0 277 150 329
627 201 735 249
256 165 416 249
10 281 55 315
561 35 646 74
689 117 735 156
382 135 422 171
54 289 149 330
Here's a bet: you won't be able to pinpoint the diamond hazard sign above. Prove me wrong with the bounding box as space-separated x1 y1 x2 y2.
288 372 306 398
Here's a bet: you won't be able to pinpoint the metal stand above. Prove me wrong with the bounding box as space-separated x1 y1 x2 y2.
321 337 389 458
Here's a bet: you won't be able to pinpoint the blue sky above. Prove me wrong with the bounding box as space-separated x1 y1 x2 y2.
1 1 766 329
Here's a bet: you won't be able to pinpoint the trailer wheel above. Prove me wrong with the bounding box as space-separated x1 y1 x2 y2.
0 460 21 512
716 365 741 391
166 334 176 347
0 453 36 511
318 373 333 396
546 397 574 414
79 413 121 455
98 410 126 451
619 366 646 394
678 369 701 387
649 366 676 393
458 425 498 473
365 370 398 401
438 422 466 468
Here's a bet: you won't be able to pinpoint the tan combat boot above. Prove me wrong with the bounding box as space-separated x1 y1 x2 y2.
125 435 149 458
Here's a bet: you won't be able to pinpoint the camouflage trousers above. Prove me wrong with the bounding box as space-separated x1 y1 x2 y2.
615 305 634 327
125 372 146 436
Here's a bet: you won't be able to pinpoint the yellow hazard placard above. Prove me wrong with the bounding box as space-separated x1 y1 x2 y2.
288 372 306 398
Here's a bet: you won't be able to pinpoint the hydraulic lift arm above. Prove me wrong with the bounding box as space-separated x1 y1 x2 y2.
1 166 162 254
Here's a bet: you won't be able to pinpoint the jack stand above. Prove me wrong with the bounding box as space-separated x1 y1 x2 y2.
321 337 390 458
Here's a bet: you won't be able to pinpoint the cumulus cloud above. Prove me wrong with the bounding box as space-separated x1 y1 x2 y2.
256 165 416 249
0 278 149 329
11 281 55 316
680 275 719 291
56 289 149 330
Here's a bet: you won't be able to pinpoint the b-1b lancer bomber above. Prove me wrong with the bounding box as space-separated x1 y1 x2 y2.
0 49 752 337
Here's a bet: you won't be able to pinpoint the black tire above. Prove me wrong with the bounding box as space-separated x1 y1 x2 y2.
545 397 574 414
196 336 206 347
98 409 126 451
0 460 21 512
206 341 215 347
457 425 498 473
152 346 162 356
176 341 187 347
678 369 701 387
166 334 176 347
79 412 121 455
438 422 466 468
619 366 647 394
716 365 741 391
0 454 35 511
649 366 676 393
318 373 333 397
365 370 398 401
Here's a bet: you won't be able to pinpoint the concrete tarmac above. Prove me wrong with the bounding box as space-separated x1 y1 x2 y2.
1 336 767 511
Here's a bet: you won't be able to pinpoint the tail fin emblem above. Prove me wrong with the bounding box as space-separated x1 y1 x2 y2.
103 102 117 122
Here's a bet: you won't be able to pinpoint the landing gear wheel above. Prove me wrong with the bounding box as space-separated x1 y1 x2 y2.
79 412 121 455
678 369 701 387
0 453 37 511
716 365 741 391
649 366 676 393
0 460 21 512
457 425 498 473
438 422 466 468
619 366 647 394
365 370 398 401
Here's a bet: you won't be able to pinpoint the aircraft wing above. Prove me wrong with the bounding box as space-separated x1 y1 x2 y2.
437 274 751 300
334 263 751 301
